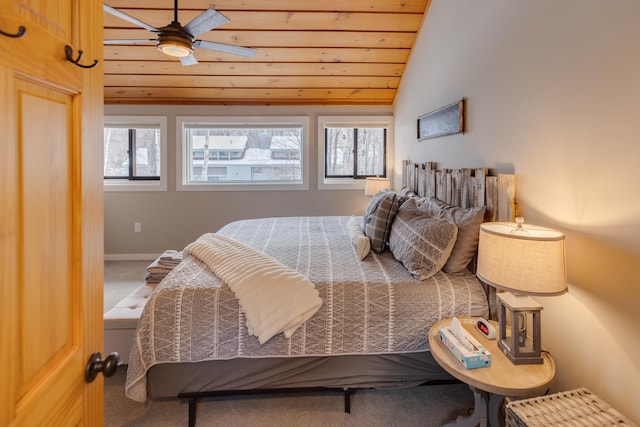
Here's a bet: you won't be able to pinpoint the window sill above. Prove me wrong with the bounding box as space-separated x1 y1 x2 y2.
104 180 167 192
176 181 308 192
318 178 366 191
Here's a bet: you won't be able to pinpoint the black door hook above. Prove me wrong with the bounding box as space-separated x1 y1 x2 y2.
65 45 99 69
0 25 26 38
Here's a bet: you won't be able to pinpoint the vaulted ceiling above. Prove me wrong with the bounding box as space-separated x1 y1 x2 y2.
103 0 431 105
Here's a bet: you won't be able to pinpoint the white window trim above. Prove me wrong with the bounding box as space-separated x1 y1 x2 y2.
103 116 168 192
317 115 394 190
176 116 309 191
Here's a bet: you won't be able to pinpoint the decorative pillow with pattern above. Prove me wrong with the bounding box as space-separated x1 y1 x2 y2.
389 199 458 280
398 185 426 206
363 189 404 253
398 185 417 198
420 197 486 274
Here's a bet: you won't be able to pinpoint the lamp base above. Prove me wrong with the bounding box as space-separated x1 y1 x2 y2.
497 292 544 365
498 340 543 364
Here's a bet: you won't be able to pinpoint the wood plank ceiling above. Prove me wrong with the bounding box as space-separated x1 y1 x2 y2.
103 0 431 105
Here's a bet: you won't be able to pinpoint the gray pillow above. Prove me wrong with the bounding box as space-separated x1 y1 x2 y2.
363 189 404 253
389 199 458 280
398 185 417 198
420 197 486 274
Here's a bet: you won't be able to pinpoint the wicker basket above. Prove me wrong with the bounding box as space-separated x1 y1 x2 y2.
505 388 637 427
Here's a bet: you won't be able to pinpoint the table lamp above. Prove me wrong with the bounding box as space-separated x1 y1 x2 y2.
476 218 567 364
364 177 391 196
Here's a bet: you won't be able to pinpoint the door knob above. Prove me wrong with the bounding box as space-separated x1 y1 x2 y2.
85 352 120 383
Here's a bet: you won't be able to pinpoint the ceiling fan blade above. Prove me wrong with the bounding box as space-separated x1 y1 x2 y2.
180 54 199 66
104 39 156 45
184 8 229 38
194 40 256 58
103 4 159 33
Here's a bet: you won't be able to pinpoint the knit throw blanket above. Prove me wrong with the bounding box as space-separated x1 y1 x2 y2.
184 233 322 344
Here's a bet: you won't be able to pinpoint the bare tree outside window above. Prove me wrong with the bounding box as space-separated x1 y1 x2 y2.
325 128 353 176
104 126 161 180
356 127 385 176
325 127 386 178
103 127 129 177
134 128 161 177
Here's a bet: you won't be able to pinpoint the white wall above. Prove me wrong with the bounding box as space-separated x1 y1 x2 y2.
394 0 640 422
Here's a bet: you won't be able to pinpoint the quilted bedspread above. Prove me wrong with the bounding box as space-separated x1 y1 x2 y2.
126 216 489 401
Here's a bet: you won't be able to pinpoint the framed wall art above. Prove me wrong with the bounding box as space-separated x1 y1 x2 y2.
417 98 465 141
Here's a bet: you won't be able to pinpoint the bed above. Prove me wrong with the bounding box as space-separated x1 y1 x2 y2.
125 161 516 426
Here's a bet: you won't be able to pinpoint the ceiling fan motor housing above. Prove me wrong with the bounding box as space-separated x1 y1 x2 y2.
157 22 194 57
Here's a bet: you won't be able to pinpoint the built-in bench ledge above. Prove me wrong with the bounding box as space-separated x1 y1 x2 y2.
104 282 157 364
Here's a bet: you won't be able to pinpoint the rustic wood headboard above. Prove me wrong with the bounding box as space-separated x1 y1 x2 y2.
401 161 516 319
401 160 516 222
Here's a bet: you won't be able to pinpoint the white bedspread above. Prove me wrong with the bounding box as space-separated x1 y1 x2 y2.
184 233 322 344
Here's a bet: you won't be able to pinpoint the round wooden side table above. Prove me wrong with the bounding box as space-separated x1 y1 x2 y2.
428 317 555 427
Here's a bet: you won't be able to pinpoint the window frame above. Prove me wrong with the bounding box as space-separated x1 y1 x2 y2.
317 115 394 190
103 116 168 192
176 116 309 192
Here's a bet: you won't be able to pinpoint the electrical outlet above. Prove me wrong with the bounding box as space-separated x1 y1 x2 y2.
134 222 142 233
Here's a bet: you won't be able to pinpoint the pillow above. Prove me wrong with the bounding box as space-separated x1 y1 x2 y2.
420 197 486 274
398 185 426 207
398 185 417 198
389 199 458 280
363 189 405 253
347 216 371 260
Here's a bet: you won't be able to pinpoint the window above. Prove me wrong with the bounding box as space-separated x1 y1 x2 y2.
104 127 160 179
177 116 309 191
103 116 167 191
318 116 393 190
325 127 386 178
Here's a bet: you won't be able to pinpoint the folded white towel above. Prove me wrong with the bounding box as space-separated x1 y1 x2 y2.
184 233 323 344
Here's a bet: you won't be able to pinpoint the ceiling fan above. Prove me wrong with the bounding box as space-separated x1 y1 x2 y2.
103 1 256 66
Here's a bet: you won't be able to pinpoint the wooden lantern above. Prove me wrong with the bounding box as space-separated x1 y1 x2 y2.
497 292 543 364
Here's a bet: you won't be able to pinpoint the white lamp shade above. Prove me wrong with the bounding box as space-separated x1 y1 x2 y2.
364 177 390 196
476 221 567 296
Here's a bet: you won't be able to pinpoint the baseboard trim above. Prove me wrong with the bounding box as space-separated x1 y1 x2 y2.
105 253 159 261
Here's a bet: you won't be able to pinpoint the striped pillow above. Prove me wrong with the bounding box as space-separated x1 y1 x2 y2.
363 190 404 253
389 199 458 280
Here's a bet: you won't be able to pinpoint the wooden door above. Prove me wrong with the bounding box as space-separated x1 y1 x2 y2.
0 1 104 425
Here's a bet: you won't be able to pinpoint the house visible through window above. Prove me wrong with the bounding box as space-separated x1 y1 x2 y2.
177 116 309 191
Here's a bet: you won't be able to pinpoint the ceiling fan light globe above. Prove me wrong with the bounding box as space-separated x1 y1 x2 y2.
157 35 193 58
159 44 192 57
